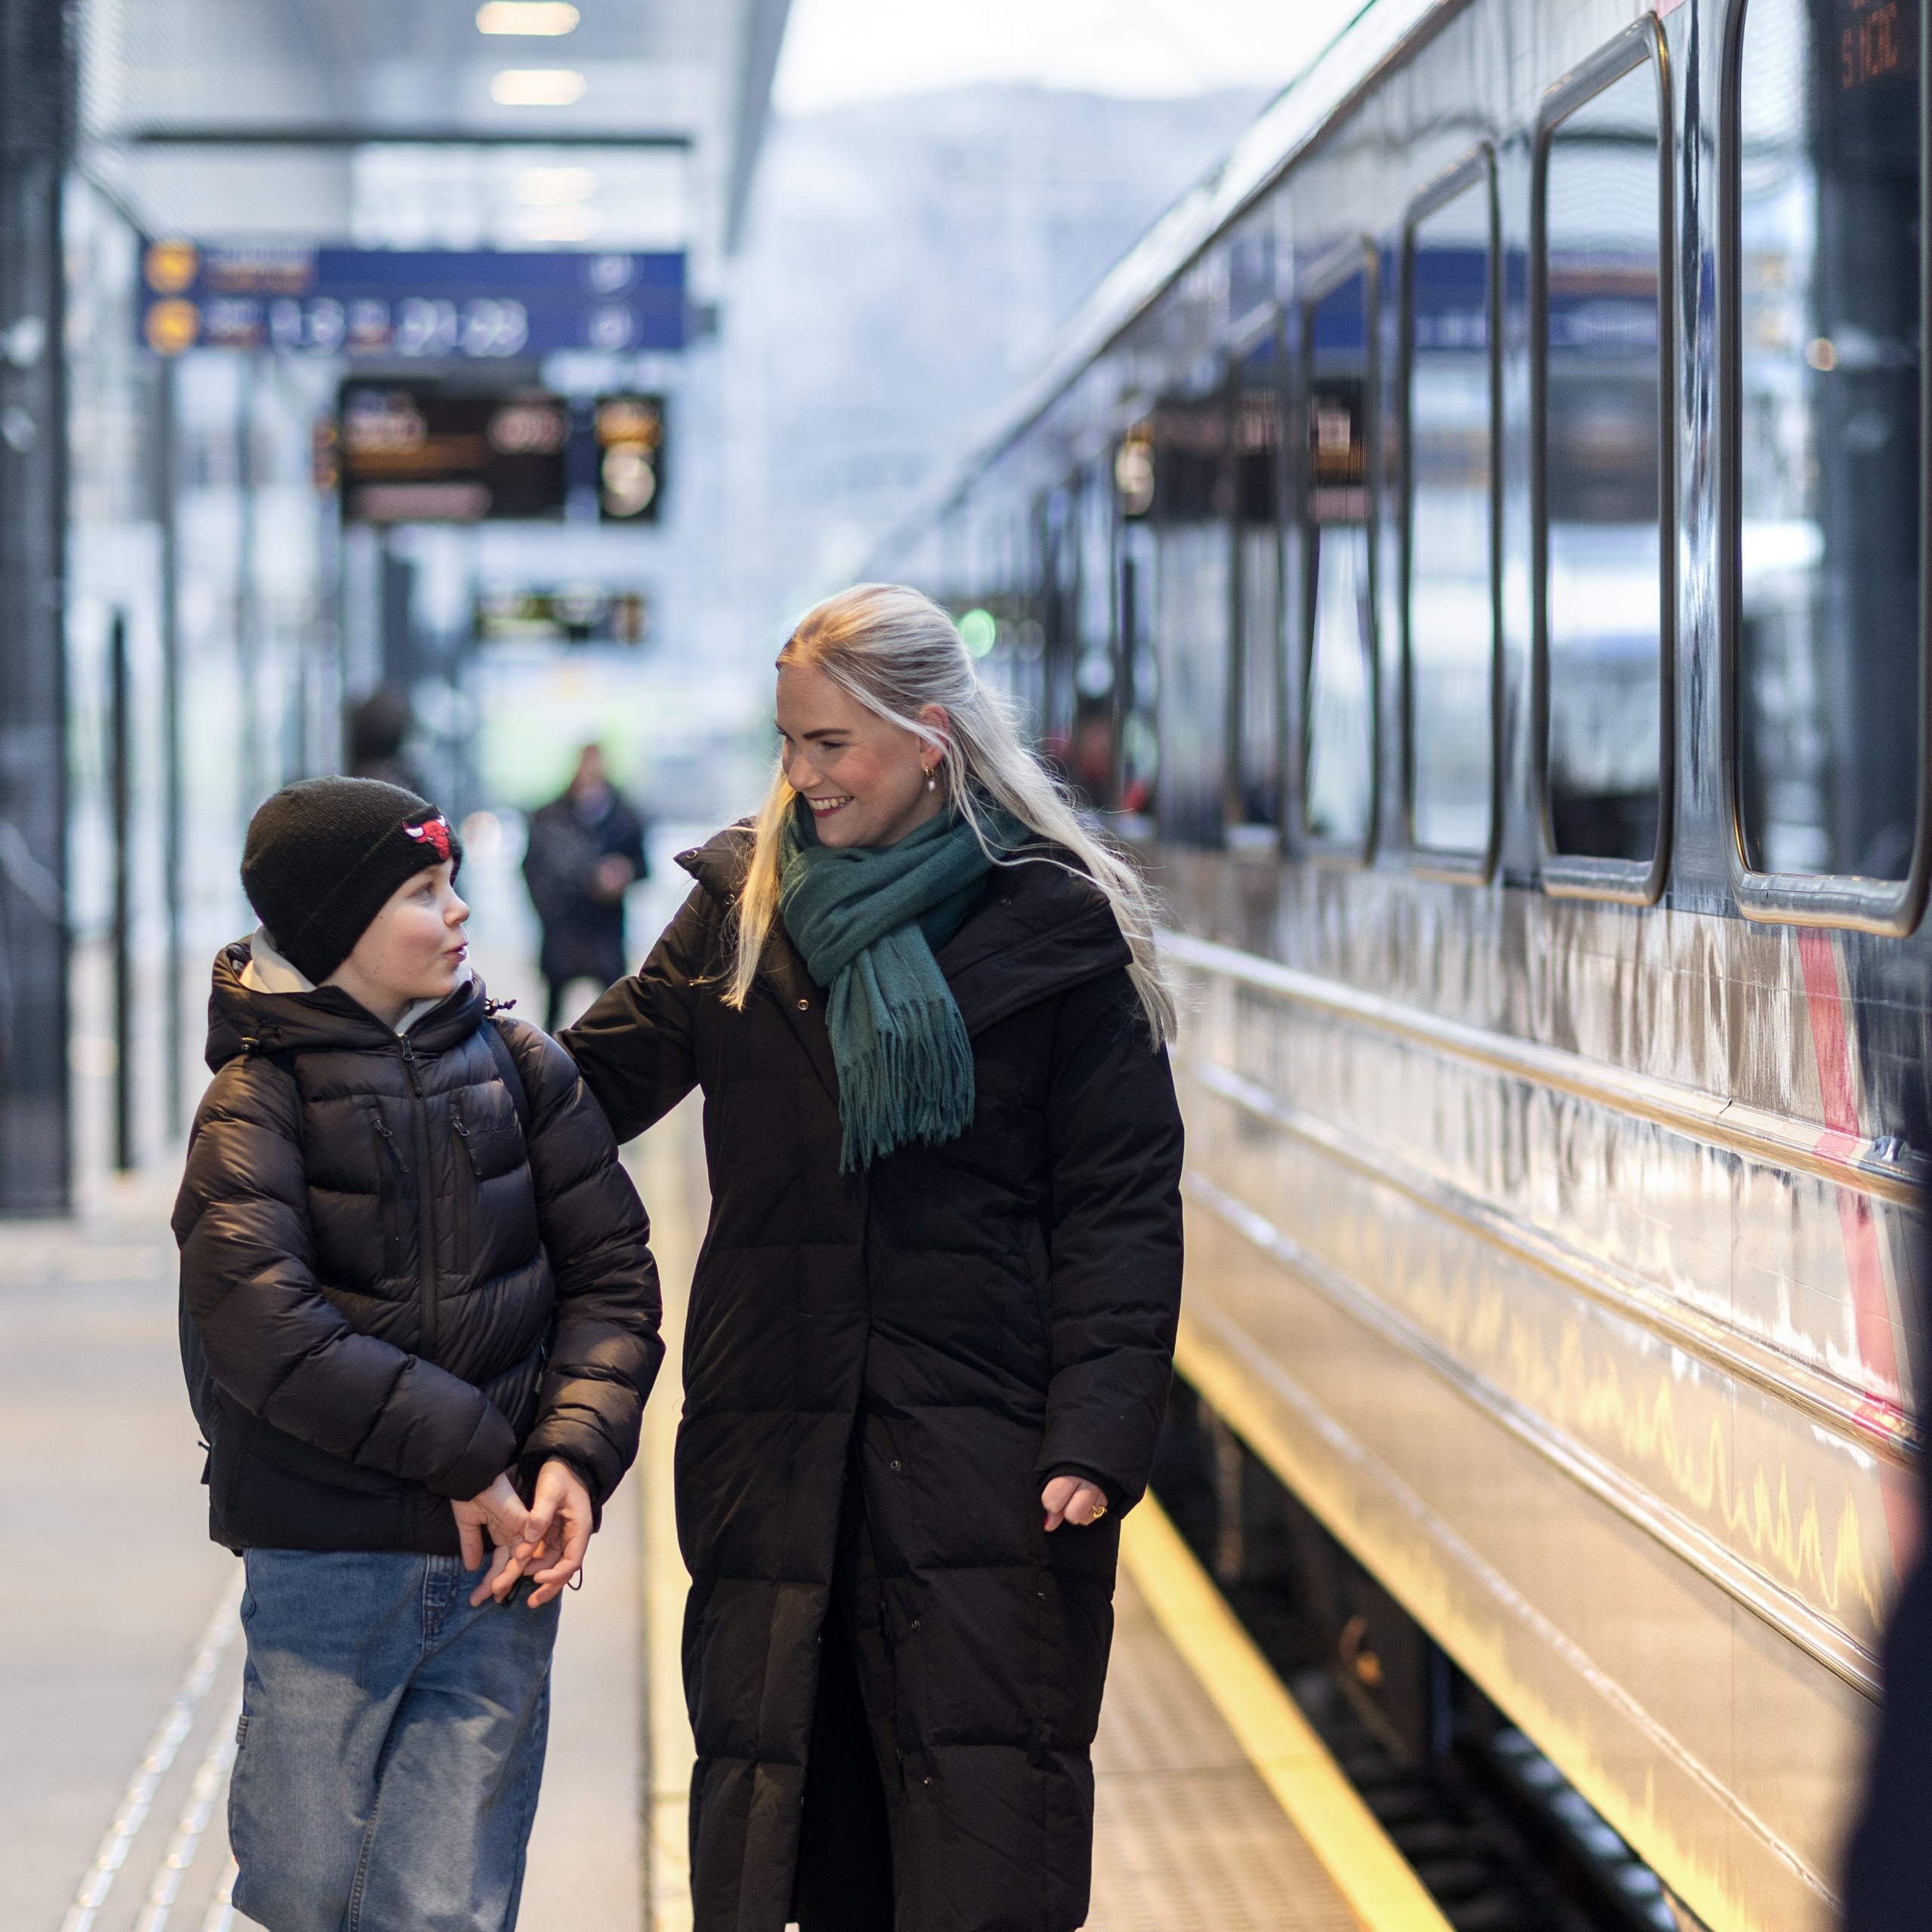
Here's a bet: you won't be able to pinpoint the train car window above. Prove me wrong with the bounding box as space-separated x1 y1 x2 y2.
1728 0 1929 930
1040 485 1078 774
1152 389 1232 845
1007 506 1047 740
1072 459 1117 807
1116 504 1158 826
1302 254 1377 851
1232 320 1284 834
1533 23 1675 901
1115 423 1159 825
1404 152 1501 872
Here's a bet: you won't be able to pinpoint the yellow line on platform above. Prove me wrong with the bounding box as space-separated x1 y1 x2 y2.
1118 1497 1455 1932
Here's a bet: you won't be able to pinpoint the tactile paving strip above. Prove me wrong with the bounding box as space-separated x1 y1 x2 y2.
1087 1569 1360 1931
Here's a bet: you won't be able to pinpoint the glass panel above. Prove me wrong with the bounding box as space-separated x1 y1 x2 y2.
1307 525 1374 838
1543 60 1665 864
1235 334 1283 826
1071 462 1117 805
1117 518 1159 820
1737 0 1921 879
1407 177 1495 855
1040 487 1077 772
1304 266 1375 842
1152 393 1230 844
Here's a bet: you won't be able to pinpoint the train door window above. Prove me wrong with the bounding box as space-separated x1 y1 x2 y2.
1116 424 1159 826
1072 459 1117 807
1040 486 1078 774
1302 251 1377 852
1008 506 1046 738
1152 391 1232 845
1534 23 1675 901
1231 313 1284 836
1728 0 1929 931
1404 152 1502 875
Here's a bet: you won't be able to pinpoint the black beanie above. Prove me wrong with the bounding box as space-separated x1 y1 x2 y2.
241 777 464 986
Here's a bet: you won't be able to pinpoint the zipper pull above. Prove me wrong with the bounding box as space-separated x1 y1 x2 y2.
451 1100 482 1177
370 1108 408 1174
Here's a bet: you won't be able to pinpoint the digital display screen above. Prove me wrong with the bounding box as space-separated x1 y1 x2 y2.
593 393 666 523
338 383 568 522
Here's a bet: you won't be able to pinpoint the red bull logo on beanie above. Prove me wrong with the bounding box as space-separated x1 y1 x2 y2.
405 814 453 861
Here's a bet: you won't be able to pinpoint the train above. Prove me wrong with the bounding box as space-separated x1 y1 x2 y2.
869 2 1930 1927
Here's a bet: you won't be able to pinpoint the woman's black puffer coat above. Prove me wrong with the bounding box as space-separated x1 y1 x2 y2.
561 830 1185 1932
174 942 663 1554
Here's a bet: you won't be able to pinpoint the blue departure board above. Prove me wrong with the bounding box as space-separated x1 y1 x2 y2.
139 241 685 358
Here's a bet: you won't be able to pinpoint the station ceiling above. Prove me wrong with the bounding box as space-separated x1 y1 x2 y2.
80 0 792 270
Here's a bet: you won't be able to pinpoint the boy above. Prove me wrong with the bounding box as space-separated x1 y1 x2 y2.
174 776 663 1932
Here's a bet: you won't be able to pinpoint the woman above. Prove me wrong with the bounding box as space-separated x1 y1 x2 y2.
562 583 1184 1932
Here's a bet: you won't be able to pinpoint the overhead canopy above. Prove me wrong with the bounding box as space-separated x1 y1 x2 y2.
80 0 792 271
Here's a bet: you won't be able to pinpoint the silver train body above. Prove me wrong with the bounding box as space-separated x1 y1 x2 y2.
874 2 1932 1927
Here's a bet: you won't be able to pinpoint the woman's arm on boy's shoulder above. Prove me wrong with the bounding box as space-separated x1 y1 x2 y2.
502 1020 666 1507
558 881 716 1141
173 1059 518 1500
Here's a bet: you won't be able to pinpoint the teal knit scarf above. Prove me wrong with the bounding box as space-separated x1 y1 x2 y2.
780 796 1021 1171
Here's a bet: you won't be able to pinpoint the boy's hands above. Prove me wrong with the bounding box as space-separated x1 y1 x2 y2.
454 1460 595 1608
454 1472 531 1604
512 1460 595 1607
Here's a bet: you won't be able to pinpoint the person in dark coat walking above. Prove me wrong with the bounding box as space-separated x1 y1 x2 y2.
524 743 649 1032
561 583 1185 1932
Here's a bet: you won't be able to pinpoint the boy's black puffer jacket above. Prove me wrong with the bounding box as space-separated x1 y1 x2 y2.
173 941 664 1555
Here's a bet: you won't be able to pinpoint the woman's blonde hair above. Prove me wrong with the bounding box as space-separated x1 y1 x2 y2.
727 582 1174 1041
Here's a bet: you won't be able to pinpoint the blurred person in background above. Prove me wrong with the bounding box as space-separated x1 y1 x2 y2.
344 688 423 795
524 742 650 1033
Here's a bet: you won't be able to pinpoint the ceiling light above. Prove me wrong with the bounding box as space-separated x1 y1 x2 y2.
477 3 580 34
490 68 587 106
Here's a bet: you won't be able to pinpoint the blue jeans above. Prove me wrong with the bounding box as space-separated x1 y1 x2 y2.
229 1549 561 1932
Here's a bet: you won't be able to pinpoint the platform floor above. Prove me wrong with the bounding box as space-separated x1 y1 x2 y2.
5 1105 1358 1932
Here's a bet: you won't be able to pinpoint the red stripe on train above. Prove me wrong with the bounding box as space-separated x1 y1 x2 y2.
1798 928 1920 1583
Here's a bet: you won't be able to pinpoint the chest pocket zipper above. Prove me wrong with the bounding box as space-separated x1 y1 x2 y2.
369 1107 409 1281
451 1098 483 1178
451 1097 484 1278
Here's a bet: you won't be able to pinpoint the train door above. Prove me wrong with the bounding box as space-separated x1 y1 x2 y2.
1115 422 1159 825
1298 245 1380 857
1402 148 1504 880
1727 0 1929 931
1532 22 1675 901
1229 308 1286 844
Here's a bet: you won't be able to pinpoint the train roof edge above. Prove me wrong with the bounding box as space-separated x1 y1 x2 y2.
864 0 1455 580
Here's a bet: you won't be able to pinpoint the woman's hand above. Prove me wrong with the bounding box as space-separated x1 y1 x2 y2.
1041 1476 1109 1531
454 1472 531 1604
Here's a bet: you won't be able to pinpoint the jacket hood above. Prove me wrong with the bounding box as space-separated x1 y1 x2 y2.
675 820 1130 1035
204 940 490 1071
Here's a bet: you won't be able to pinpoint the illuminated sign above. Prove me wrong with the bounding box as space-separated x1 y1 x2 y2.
140 242 685 358
593 393 665 522
339 382 569 522
475 587 649 645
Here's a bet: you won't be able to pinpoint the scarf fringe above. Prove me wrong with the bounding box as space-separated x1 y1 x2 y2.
838 997 976 1174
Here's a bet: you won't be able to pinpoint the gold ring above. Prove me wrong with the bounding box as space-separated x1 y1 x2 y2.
1090 1502 1107 1521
